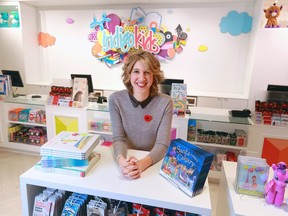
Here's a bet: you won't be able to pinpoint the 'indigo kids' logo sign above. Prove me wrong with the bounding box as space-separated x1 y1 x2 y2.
102 25 160 54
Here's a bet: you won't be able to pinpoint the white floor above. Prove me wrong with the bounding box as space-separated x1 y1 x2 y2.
0 150 219 215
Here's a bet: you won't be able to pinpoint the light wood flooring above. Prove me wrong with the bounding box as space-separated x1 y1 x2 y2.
0 150 219 216
0 150 40 216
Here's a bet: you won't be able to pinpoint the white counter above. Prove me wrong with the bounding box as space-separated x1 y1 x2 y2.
216 161 288 216
20 145 212 215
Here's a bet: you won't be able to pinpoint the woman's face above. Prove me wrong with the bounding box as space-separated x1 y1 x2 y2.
130 60 153 98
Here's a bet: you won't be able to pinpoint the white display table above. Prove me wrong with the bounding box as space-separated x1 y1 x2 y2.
20 145 212 215
216 161 288 216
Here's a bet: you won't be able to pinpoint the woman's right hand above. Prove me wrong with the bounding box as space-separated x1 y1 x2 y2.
118 155 140 179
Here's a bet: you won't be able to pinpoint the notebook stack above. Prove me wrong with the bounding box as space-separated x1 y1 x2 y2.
35 131 102 177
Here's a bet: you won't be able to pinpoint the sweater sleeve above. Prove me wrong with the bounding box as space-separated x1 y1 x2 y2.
148 97 173 164
108 93 128 161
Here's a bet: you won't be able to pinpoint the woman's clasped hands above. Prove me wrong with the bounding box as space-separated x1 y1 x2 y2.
117 155 140 179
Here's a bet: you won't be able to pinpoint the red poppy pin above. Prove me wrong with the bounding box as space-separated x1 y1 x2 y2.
144 115 152 122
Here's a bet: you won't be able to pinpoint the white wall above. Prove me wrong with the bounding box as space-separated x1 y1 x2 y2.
21 1 257 99
1 0 288 111
247 29 288 110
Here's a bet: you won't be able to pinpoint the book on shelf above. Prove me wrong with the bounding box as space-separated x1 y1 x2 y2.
72 77 89 108
40 131 102 160
159 138 214 197
234 155 270 198
35 152 101 177
170 83 187 116
0 74 12 96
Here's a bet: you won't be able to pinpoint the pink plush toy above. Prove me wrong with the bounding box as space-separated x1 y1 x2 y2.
265 162 288 206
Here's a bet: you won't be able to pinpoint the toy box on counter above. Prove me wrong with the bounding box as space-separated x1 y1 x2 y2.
159 138 214 197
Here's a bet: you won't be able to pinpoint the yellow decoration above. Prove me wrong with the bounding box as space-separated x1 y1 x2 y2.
97 29 109 46
198 45 208 52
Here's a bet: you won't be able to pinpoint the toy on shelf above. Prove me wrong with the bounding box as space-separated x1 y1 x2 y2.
263 3 283 28
265 162 288 206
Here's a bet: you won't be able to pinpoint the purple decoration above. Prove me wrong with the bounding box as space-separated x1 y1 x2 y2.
66 18 74 24
104 13 121 34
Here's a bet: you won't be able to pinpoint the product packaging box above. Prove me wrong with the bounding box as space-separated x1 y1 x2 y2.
159 138 214 197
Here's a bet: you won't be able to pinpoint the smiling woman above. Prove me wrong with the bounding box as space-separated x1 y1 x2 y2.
109 50 173 180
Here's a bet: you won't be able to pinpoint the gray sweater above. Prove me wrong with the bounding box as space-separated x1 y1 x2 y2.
109 90 173 164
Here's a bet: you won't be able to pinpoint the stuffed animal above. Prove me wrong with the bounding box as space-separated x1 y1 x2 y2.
264 3 283 28
265 162 288 206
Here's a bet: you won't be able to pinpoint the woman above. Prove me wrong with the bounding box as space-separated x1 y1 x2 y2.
109 50 173 179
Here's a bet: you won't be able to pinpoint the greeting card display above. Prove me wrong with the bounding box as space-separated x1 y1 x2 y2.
160 139 214 197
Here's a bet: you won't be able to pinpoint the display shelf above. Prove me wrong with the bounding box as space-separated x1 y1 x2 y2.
190 141 247 151
1 99 47 152
20 145 212 215
87 103 109 112
8 120 46 127
4 96 47 106
188 107 253 125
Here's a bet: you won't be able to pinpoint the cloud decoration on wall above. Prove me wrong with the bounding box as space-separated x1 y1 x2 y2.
88 7 188 67
38 32 56 47
219 10 253 36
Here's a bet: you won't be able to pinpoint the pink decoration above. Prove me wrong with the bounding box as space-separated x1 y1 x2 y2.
104 13 121 34
265 162 288 206
66 18 74 24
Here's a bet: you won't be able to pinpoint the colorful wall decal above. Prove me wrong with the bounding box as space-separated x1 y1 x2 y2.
38 32 56 48
88 7 188 67
219 10 253 36
66 18 74 24
198 45 208 52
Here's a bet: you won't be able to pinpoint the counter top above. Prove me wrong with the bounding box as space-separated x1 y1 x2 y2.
217 161 288 216
20 145 212 215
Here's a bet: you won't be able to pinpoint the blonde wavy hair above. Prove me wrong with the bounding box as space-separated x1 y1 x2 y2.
121 50 164 97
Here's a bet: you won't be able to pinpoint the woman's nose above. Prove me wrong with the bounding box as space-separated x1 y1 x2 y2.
138 73 146 81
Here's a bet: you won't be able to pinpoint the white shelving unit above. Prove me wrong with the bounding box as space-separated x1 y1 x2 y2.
20 145 212 216
1 97 47 153
185 107 253 181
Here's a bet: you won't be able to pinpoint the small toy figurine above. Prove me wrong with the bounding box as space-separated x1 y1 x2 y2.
265 162 288 206
263 3 283 28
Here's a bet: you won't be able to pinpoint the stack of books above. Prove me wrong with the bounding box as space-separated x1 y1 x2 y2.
159 138 214 197
235 155 270 198
35 131 102 177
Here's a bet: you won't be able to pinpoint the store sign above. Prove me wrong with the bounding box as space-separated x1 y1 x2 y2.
88 7 188 67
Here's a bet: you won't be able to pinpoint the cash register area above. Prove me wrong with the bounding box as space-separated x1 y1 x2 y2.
0 150 219 216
